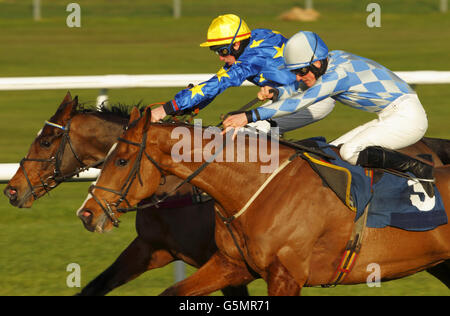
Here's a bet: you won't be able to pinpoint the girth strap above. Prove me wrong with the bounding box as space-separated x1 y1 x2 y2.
326 198 371 287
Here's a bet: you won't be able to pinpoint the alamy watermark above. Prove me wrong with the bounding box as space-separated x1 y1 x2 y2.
66 3 81 28
170 119 280 173
366 3 381 28
66 263 81 288
366 263 381 287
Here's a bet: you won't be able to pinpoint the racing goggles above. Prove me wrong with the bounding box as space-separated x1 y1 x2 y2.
210 45 231 57
290 66 312 76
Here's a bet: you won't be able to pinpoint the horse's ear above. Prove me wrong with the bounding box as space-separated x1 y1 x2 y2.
59 94 77 124
143 107 152 132
64 91 72 102
49 91 77 124
129 106 141 124
70 96 78 116
59 91 72 110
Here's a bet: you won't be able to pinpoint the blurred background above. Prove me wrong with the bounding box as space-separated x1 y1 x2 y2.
0 0 449 295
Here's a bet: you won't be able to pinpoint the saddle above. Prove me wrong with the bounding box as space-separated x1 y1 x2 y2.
294 137 447 232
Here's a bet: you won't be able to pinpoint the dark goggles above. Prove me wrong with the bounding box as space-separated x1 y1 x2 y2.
210 45 231 57
290 66 312 76
291 33 320 77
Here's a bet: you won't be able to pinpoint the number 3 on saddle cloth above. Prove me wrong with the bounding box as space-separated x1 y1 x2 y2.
300 137 448 232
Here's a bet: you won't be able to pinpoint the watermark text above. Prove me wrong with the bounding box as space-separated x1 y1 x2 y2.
66 3 81 28
170 119 279 173
366 3 381 28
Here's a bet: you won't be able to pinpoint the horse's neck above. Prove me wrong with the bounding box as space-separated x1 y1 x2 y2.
153 125 295 214
72 113 126 163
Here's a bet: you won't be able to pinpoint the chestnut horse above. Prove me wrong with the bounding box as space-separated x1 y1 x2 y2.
3 93 248 296
78 107 450 295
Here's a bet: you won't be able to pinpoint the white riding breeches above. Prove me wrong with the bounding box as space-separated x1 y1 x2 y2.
330 94 428 165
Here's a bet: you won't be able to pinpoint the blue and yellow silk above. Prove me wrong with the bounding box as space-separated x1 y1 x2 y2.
164 29 297 114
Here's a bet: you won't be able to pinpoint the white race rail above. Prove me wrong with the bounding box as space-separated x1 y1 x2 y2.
1 71 450 183
0 74 254 90
1 71 449 90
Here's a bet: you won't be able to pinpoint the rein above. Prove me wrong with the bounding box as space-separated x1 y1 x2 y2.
90 127 231 226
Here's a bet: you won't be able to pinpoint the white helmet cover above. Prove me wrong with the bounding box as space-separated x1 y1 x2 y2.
282 31 329 69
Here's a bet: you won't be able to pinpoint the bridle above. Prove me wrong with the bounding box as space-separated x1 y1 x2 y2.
88 124 229 228
88 130 168 227
20 119 104 200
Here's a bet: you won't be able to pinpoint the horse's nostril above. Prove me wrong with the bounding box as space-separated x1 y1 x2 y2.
4 187 18 201
79 209 93 224
79 209 96 232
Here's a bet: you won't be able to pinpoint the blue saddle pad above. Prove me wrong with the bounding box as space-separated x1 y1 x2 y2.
310 137 448 231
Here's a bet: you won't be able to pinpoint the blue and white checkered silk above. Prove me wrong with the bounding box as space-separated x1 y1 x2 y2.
253 50 415 121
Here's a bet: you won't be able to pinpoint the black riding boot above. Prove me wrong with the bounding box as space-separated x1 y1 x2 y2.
357 146 435 197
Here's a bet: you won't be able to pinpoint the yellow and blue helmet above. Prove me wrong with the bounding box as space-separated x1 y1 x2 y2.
200 14 251 48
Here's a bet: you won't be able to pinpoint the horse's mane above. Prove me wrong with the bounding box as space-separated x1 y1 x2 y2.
75 101 146 119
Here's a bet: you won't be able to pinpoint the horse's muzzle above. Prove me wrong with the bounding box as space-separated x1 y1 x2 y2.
3 185 22 207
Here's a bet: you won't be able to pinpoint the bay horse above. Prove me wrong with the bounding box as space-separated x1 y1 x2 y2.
3 92 248 296
77 106 450 295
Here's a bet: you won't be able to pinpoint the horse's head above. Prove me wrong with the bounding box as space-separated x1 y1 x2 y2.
77 107 164 233
4 92 78 208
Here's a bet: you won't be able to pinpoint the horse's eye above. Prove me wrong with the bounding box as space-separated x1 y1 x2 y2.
116 158 128 167
40 140 51 148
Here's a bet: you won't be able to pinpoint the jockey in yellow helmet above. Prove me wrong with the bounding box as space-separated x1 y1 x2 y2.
199 14 251 57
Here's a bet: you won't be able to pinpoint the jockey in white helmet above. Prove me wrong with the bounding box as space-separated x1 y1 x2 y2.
223 31 433 196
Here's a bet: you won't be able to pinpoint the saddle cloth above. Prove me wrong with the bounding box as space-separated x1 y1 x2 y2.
299 137 448 231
